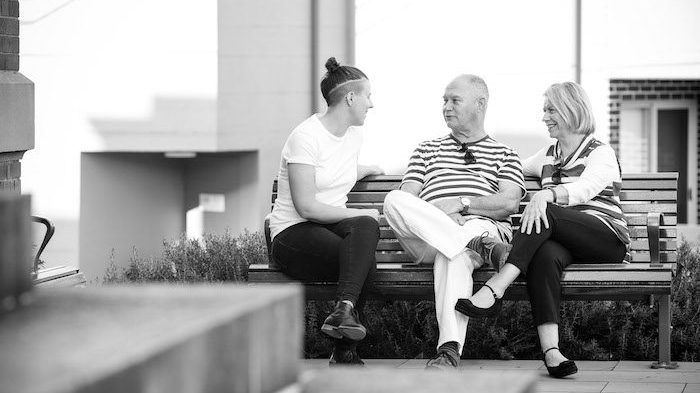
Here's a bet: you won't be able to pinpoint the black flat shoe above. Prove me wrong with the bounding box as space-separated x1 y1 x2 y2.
454 284 502 318
543 347 578 378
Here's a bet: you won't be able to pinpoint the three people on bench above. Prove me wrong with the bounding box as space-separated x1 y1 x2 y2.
269 58 629 375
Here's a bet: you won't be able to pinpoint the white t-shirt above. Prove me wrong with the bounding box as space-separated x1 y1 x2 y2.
268 114 362 239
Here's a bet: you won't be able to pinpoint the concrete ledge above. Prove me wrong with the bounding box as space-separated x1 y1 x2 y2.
0 71 34 152
0 284 302 393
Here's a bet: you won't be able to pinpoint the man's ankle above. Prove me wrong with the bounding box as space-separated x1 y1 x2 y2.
438 341 460 355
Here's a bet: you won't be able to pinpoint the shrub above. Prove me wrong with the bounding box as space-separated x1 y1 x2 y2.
109 230 700 361
103 230 264 284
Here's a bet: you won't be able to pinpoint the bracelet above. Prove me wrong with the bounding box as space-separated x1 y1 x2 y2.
549 188 558 203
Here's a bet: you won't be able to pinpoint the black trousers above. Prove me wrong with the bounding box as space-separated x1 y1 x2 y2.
506 203 627 325
271 216 379 306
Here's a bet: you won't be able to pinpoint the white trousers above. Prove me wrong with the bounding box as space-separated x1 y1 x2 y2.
383 189 501 353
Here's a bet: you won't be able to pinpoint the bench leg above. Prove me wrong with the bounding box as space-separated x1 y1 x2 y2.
651 294 678 369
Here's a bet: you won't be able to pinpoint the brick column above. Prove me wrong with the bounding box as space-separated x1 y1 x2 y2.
0 0 33 196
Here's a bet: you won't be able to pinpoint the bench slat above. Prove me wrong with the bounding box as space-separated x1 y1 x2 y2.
342 203 679 215
373 215 678 227
374 238 676 251
371 251 676 263
376 227 677 239
344 190 679 203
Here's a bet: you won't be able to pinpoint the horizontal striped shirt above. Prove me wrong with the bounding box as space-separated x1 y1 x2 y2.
402 134 525 239
527 135 631 251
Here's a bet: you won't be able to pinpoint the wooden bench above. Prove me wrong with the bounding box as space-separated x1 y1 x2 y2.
249 173 679 369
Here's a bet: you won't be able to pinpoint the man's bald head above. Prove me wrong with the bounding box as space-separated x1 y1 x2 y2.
451 74 489 108
443 74 489 135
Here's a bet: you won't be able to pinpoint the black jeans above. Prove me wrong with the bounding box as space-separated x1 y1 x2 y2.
271 216 379 306
506 203 627 325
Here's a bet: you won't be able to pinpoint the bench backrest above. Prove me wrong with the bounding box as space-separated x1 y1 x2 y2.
268 173 678 269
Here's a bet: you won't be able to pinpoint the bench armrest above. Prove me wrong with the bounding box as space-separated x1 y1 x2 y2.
31 215 55 274
264 217 274 265
647 212 663 267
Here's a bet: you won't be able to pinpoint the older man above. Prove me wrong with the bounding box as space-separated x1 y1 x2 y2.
383 75 525 370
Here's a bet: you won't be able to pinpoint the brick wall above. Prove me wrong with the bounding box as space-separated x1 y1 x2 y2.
0 0 19 71
0 0 25 197
609 79 700 222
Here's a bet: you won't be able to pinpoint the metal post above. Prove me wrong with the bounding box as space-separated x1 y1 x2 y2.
346 0 356 65
574 0 582 84
651 294 679 369
310 0 320 113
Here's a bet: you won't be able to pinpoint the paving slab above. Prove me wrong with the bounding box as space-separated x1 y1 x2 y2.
301 368 537 393
602 381 685 393
537 380 607 392
575 361 619 371
615 360 697 372
573 371 700 384
459 359 544 370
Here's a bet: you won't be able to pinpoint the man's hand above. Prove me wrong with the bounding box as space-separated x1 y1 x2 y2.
358 165 385 179
432 197 463 215
448 213 467 225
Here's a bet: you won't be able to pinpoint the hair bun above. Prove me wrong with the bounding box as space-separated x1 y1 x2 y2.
325 57 341 73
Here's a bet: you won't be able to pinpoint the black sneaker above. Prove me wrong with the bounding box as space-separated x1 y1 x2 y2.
425 344 460 371
329 348 365 367
321 302 367 341
466 232 511 271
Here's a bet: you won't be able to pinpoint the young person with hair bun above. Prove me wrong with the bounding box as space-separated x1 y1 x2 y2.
268 57 383 366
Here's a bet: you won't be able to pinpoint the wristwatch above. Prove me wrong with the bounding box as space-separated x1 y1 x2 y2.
460 197 471 215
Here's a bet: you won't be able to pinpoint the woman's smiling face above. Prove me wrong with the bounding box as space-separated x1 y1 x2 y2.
542 98 568 139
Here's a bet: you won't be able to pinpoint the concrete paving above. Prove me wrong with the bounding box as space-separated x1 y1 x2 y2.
299 359 699 393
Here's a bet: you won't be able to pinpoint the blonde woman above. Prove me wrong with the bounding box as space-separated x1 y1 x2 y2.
457 82 630 378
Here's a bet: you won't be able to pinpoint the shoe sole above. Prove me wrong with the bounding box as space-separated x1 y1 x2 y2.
337 325 367 341
321 324 367 341
321 324 344 339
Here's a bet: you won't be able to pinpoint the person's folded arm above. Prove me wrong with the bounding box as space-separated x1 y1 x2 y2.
431 181 523 221
288 163 379 223
465 181 523 220
559 146 619 206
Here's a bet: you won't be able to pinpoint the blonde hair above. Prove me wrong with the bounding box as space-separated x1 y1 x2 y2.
544 82 595 135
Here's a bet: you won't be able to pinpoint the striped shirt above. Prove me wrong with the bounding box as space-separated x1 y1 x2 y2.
402 134 525 239
526 135 631 250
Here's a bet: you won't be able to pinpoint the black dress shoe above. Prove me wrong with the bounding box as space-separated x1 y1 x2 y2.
455 284 502 318
321 302 367 341
543 347 578 378
329 348 365 367
425 342 460 371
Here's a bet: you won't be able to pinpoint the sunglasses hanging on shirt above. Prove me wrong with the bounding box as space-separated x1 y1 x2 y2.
450 134 477 165
459 143 477 165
